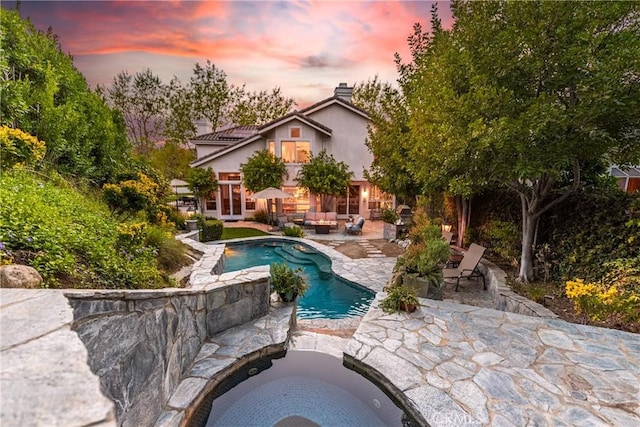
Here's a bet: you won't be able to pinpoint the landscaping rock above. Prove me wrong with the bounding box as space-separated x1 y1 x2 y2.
0 265 42 288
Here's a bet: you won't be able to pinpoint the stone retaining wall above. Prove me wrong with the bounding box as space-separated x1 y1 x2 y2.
64 239 270 427
479 259 558 318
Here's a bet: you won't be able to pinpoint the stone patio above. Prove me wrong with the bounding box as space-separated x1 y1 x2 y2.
1 226 639 426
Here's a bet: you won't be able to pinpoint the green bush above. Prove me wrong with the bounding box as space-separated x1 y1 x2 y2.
544 189 639 282
270 262 308 302
145 226 188 272
282 226 305 237
382 208 398 224
253 209 269 224
481 219 520 266
0 170 172 289
200 219 223 242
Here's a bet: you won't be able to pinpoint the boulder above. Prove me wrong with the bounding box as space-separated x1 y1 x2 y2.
0 264 43 288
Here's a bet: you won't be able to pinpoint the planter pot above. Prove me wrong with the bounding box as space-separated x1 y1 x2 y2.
403 273 443 301
398 301 417 313
278 291 298 303
185 219 199 231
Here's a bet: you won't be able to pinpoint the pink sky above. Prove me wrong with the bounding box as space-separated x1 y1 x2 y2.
9 1 453 107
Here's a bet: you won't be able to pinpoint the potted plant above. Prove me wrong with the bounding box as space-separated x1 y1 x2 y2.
395 236 450 300
380 284 419 313
270 262 308 302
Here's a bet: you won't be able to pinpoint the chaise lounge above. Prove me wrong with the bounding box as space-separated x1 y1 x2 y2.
443 243 487 292
345 216 365 235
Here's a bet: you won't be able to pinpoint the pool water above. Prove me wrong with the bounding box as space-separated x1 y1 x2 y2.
204 351 406 427
224 241 374 319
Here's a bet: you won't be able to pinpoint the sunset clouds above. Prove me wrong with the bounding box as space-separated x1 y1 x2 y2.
9 1 453 106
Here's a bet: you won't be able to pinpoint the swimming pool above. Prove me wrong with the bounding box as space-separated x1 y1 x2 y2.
200 351 408 427
223 240 374 319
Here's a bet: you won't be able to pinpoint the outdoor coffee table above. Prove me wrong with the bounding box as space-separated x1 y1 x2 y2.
311 221 336 234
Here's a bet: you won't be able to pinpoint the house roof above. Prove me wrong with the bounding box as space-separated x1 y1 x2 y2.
258 111 332 136
299 95 370 120
611 166 640 178
191 133 263 167
191 125 259 143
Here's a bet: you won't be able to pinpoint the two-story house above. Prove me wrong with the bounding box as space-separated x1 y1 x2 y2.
190 83 392 221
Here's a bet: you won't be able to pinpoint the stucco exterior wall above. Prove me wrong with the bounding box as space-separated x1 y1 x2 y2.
306 104 372 181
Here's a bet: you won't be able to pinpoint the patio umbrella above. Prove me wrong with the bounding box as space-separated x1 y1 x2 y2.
249 187 292 224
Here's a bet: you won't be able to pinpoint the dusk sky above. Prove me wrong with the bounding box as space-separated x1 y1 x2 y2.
6 1 454 107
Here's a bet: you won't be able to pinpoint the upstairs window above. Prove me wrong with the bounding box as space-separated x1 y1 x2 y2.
290 127 301 138
281 141 310 163
268 140 275 156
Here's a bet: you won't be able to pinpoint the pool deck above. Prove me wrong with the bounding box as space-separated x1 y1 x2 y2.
1 222 639 426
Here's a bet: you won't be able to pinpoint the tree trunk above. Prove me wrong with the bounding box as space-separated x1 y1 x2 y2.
455 196 470 248
518 194 538 282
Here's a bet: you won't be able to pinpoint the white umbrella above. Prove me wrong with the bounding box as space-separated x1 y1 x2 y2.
249 187 292 200
249 187 292 224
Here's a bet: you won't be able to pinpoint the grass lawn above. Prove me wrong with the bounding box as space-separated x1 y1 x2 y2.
220 227 270 240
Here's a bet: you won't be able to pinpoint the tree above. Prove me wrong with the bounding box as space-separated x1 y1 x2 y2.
353 76 421 205
296 150 354 211
230 87 296 126
105 69 167 154
240 150 288 191
189 60 234 131
1 9 131 184
240 150 288 221
187 167 219 214
149 142 194 179
163 76 197 145
404 1 640 281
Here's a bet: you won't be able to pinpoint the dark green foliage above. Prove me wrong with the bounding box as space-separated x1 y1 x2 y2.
543 189 640 282
188 167 218 213
382 208 399 224
282 226 305 238
1 10 131 185
380 285 419 313
144 226 188 272
0 170 171 289
270 262 308 302
199 219 223 242
296 150 354 206
480 220 520 267
240 150 288 192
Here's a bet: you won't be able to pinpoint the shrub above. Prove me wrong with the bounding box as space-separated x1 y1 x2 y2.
200 219 223 242
0 170 172 289
270 262 308 302
144 226 188 272
0 126 46 169
382 208 398 224
481 219 520 266
380 284 419 313
409 222 442 245
282 226 305 237
253 209 269 224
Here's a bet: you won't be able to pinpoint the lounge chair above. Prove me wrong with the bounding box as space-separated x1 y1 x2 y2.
345 216 365 235
443 243 487 292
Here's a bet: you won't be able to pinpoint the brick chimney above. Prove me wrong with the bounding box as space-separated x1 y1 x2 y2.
334 82 353 102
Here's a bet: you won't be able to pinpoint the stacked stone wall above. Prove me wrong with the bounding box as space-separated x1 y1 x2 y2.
64 270 269 427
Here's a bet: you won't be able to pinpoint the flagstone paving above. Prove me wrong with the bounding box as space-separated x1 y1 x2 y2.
3 226 639 426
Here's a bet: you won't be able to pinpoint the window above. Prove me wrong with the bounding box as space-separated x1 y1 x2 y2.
245 198 256 210
281 141 310 163
219 172 241 181
205 197 217 211
282 186 309 213
290 127 301 138
368 186 393 210
268 140 275 156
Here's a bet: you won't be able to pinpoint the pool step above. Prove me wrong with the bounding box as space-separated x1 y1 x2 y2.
274 247 316 265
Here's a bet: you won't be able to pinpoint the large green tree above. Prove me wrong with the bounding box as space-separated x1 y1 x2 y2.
405 1 640 281
353 76 421 204
230 87 296 126
104 69 167 154
1 9 131 184
296 150 353 211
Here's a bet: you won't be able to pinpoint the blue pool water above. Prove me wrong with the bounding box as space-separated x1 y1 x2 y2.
224 240 374 319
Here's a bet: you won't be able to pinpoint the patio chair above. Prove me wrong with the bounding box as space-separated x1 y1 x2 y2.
345 216 365 235
443 243 487 292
